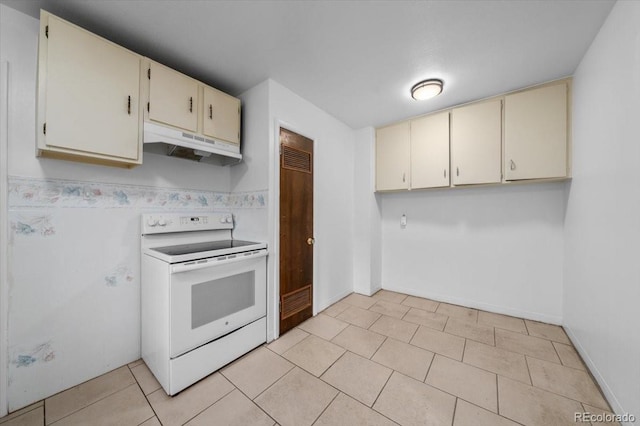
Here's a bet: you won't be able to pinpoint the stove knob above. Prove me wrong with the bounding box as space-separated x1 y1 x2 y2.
147 217 158 227
226 215 233 223
158 217 166 226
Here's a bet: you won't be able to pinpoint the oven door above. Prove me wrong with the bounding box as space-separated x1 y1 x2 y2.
169 250 267 358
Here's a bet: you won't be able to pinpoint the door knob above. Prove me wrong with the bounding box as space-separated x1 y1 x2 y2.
307 237 315 245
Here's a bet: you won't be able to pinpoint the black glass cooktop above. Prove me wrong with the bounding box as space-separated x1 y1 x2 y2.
151 240 260 256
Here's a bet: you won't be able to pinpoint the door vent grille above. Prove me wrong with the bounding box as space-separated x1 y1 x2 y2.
282 145 312 174
281 285 312 319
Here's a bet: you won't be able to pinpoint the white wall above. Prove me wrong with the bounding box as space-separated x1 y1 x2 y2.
0 6 234 411
352 127 382 295
232 80 270 242
267 80 356 335
564 1 640 421
381 182 566 323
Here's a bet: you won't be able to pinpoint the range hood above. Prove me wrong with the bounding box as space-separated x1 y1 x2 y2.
143 122 242 164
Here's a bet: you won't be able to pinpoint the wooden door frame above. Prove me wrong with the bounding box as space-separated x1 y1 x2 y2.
269 120 318 340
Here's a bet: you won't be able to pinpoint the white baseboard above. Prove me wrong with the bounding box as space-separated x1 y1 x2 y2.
381 284 563 325
564 325 632 425
354 284 381 297
316 288 353 313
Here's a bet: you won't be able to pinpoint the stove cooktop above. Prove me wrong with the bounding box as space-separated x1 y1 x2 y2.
145 239 267 264
151 240 260 256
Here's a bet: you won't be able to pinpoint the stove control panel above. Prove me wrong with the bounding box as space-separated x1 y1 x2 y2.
141 213 233 234
180 216 208 225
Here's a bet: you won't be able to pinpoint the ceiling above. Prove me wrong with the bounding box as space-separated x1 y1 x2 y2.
1 0 614 129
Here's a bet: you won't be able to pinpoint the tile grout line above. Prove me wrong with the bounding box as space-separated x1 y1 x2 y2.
308 390 340 426
45 369 137 426
460 398 528 426
457 353 530 386
0 402 43 425
129 364 161 426
217 379 278 426
451 397 459 426
461 338 468 363
407 319 420 342
522 355 610 411
48 383 140 426
177 383 236 426
495 373 500 416
369 369 394 410
550 339 565 367
423 353 435 384
237 360 296 403
524 355 535 389
368 336 388 360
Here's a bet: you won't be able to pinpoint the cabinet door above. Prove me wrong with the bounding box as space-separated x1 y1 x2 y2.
376 122 410 191
410 112 450 189
44 16 140 160
451 100 502 185
202 86 241 145
148 62 198 132
504 83 567 180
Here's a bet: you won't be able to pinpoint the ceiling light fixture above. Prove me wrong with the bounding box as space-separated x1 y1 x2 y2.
411 79 443 100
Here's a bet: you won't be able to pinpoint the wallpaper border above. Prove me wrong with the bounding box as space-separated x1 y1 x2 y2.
8 176 267 210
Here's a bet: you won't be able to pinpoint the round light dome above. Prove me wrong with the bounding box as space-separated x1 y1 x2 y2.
411 79 443 100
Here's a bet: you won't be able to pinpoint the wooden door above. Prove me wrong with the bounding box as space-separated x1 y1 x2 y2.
504 83 567 180
279 128 314 334
451 100 502 185
148 62 199 132
45 15 140 160
410 112 450 189
376 122 410 191
202 86 241 145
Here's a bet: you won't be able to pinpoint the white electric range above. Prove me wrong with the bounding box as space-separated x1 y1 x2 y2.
141 213 267 395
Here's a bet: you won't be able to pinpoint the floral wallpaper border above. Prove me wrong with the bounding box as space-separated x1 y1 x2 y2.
8 176 267 210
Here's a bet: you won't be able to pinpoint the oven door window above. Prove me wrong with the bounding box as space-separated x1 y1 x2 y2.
192 271 255 329
170 255 267 358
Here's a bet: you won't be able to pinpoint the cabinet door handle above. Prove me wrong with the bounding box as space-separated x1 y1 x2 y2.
510 160 516 170
456 167 459 177
209 104 213 120
402 172 406 183
189 97 193 113
127 96 131 115
444 169 447 178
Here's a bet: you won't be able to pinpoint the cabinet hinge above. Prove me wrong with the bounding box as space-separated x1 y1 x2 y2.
43 123 46 135
45 25 48 38
147 102 150 113
147 68 151 80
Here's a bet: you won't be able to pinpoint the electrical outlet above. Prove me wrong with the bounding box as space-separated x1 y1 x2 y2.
400 214 407 229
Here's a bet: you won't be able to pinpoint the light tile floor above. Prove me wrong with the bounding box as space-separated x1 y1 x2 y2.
0 290 618 426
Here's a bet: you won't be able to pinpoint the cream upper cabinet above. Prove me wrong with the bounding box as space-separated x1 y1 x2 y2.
376 122 410 191
37 12 142 165
410 112 450 189
450 100 502 185
202 86 241 145
504 83 568 180
148 62 199 133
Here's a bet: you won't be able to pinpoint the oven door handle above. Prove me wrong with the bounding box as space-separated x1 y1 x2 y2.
171 249 268 274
